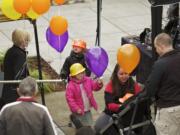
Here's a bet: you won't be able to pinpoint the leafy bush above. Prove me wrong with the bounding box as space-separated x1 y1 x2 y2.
0 52 54 93
0 52 5 71
0 52 4 64
29 69 53 93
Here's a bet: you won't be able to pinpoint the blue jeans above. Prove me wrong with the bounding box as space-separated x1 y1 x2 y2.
73 111 93 126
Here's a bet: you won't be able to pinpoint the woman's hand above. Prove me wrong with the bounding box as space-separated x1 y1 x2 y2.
119 93 134 103
124 93 134 99
119 97 125 103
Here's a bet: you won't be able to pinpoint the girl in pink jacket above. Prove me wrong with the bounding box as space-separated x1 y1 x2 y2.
66 63 103 126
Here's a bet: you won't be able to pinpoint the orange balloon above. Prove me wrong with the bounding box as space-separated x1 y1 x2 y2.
117 44 140 74
31 0 50 14
13 0 31 14
54 0 65 5
50 16 68 35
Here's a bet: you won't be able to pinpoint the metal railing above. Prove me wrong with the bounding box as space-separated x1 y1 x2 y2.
0 79 63 84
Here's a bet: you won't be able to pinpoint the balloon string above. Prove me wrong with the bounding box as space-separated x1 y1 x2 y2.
48 7 50 21
59 30 61 56
59 5 61 16
55 1 60 16
23 14 26 30
57 0 61 61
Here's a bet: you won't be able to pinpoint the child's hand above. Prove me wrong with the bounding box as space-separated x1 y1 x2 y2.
97 78 103 86
96 109 101 115
77 109 82 114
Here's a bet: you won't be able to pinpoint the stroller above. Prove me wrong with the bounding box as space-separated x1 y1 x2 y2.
98 91 156 135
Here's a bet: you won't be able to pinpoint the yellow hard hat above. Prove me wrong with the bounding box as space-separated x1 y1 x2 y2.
70 63 85 76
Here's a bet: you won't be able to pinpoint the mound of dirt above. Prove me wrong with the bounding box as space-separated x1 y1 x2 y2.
28 57 66 91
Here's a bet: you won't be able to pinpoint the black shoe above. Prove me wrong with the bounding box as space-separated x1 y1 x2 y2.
70 114 83 129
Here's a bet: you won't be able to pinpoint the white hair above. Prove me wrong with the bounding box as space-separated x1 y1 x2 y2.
12 29 31 46
19 76 38 96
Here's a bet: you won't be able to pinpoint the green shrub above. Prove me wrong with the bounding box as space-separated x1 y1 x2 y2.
0 53 54 93
0 52 4 64
29 69 53 93
0 52 5 71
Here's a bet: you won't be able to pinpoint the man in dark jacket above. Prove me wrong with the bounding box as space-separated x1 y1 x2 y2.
1 29 30 108
145 33 180 135
0 77 57 135
60 39 91 80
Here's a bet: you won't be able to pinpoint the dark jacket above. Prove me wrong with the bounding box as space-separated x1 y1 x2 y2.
145 49 180 108
2 45 29 104
104 79 147 134
60 51 91 80
0 97 57 135
104 78 140 115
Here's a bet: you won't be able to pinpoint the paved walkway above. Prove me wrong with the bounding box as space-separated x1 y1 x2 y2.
0 0 170 134
54 122 66 135
0 0 153 74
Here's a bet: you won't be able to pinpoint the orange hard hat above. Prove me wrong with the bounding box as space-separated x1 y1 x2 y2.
72 39 86 49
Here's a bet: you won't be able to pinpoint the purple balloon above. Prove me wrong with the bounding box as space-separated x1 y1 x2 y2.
46 27 68 52
85 47 109 77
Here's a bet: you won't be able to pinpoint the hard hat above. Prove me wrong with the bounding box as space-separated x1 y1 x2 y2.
72 39 86 49
70 63 85 76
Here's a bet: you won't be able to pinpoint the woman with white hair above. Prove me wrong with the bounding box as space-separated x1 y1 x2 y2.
0 76 57 135
1 29 31 108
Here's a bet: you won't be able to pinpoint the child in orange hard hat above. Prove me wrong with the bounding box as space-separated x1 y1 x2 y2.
66 63 103 127
60 39 91 81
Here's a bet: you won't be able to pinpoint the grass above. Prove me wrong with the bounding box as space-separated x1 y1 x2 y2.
29 69 53 93
0 52 5 71
0 52 4 63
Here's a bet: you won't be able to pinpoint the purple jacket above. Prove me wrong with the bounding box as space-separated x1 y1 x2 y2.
66 76 103 115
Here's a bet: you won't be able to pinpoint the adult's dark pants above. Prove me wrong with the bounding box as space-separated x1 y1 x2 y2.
0 86 19 110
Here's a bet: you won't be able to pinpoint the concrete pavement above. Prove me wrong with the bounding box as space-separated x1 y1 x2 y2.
0 0 153 75
0 0 170 134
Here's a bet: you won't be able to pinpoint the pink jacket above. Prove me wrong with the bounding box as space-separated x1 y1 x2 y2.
66 76 103 115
